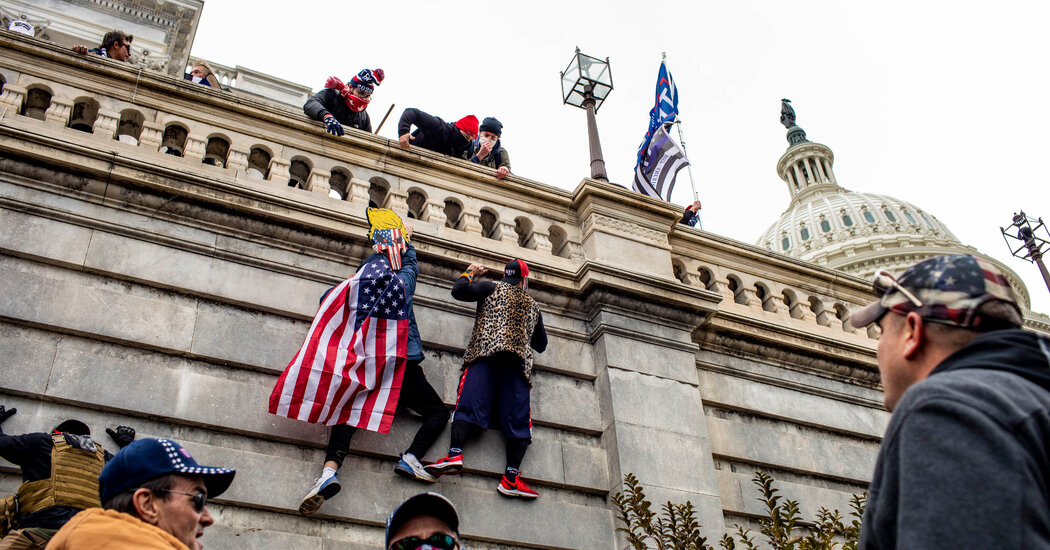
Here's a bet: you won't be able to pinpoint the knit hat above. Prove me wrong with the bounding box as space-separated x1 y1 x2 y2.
502 258 529 284
99 438 236 503
350 68 384 94
479 117 503 137
850 254 1023 331
455 115 479 139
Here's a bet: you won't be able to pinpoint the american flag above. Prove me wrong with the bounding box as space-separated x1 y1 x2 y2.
269 259 409 434
887 255 1018 326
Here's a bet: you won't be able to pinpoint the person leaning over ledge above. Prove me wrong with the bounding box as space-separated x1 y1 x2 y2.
679 200 702 227
385 492 461 550
849 254 1050 549
71 31 133 62
184 60 220 88
47 438 235 550
397 109 477 159
304 68 384 136
463 117 511 179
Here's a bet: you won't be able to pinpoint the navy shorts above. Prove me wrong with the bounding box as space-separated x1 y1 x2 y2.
452 352 532 440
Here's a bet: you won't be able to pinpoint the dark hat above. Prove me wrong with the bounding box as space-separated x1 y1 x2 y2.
385 492 460 547
53 419 90 436
502 258 529 284
850 254 1023 331
99 438 236 503
479 117 503 137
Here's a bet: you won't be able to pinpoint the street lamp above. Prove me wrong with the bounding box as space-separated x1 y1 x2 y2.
1001 210 1050 294
560 47 613 182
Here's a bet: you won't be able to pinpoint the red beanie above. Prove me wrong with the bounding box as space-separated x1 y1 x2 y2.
455 115 479 139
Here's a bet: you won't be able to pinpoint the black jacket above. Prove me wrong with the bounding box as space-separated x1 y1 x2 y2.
397 108 471 157
303 88 372 132
860 329 1050 549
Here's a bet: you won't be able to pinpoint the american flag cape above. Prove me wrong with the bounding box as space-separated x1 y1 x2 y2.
268 259 409 434
632 124 690 201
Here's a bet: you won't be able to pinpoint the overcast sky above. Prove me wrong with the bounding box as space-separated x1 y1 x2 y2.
190 0 1050 314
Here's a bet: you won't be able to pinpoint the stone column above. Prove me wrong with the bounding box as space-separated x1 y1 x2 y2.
184 135 206 161
347 178 371 209
789 301 811 321
141 122 164 149
0 85 25 114
227 148 250 173
812 157 828 183
424 199 447 227
93 110 120 139
384 190 409 217
460 210 483 235
44 97 73 127
267 158 291 184
498 220 517 245
532 231 553 253
307 169 331 196
792 162 805 188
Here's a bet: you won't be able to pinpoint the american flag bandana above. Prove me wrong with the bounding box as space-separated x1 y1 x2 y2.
372 228 406 270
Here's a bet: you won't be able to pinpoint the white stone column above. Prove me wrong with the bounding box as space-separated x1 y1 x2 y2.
384 190 409 217
498 220 517 244
44 97 73 127
533 230 553 253
92 110 120 139
227 148 249 172
267 158 291 183
307 169 331 196
792 162 805 188
460 210 483 235
424 199 447 227
347 177 371 209
813 156 828 183
824 158 836 183
141 122 164 149
0 85 26 115
184 135 206 161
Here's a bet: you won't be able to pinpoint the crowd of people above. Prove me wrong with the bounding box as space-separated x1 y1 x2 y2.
2 25 1049 550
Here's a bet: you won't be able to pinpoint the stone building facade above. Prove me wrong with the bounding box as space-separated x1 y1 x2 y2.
0 32 1037 549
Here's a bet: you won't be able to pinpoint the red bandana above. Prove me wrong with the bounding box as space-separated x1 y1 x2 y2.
324 76 370 113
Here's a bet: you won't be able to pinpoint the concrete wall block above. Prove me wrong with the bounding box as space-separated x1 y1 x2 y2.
607 368 706 436
0 323 59 394
0 206 93 268
705 416 879 482
612 422 719 497
82 230 320 317
697 370 888 439
0 260 197 351
716 467 863 523
596 334 698 384
190 301 309 372
530 373 601 433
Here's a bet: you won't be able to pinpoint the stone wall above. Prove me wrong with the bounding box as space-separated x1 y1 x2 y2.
0 33 885 549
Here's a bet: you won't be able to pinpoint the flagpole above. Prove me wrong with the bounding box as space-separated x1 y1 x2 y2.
663 52 702 229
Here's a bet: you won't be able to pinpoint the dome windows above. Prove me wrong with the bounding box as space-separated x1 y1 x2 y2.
862 210 876 224
820 219 832 233
884 209 897 223
903 210 917 224
842 214 853 227
800 227 810 241
782 236 791 251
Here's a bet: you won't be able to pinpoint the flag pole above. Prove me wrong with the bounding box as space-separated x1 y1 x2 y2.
662 52 701 229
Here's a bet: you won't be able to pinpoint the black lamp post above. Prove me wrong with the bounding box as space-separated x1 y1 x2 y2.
560 47 613 182
1001 211 1050 294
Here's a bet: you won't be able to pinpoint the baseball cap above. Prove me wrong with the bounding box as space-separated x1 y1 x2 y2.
385 492 460 547
502 258 529 284
850 254 1022 331
99 438 236 503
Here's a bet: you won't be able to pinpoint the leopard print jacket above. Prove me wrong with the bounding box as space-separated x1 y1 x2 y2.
462 282 541 384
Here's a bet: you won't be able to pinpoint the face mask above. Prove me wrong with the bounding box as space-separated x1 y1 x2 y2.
346 93 370 113
191 75 203 84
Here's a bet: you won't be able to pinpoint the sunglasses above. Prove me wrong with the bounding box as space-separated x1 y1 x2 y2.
872 269 923 308
157 489 208 512
389 534 458 550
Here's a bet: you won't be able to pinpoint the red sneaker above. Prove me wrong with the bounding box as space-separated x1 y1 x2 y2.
497 474 539 499
424 453 463 477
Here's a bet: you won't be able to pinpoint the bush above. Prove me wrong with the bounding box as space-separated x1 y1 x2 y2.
612 471 866 550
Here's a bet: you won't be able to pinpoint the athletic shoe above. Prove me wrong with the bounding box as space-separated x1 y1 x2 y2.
298 470 341 515
423 453 463 477
497 474 539 499
394 454 436 483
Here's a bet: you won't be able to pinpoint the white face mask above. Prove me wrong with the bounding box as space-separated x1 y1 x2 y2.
479 137 494 147
191 75 203 84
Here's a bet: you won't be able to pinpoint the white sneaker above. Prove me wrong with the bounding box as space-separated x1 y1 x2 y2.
394 453 436 483
298 470 341 515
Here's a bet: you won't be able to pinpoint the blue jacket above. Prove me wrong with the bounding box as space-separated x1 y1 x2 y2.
359 244 423 361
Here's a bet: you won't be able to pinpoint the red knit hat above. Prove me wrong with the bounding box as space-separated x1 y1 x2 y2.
455 115 479 139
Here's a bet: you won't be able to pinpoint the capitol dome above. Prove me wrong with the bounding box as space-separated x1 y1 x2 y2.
758 102 1032 310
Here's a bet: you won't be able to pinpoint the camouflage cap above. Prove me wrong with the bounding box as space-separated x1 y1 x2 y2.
850 254 1022 331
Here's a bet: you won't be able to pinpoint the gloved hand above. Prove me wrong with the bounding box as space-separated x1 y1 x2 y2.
106 426 136 448
323 115 344 136
0 406 15 424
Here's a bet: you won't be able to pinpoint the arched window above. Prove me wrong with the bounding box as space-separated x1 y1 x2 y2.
800 227 810 241
406 189 427 220
781 236 791 251
479 209 500 240
247 147 272 179
288 158 312 188
443 199 463 229
203 136 230 167
903 211 917 224
921 214 935 228
672 260 688 285
368 178 389 208
68 97 100 133
515 217 536 249
548 225 570 258
116 109 145 145
160 124 188 157
698 267 715 291
329 169 351 200
21 87 51 120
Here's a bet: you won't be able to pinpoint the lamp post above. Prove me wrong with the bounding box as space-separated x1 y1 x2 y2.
1001 210 1050 294
560 47 613 182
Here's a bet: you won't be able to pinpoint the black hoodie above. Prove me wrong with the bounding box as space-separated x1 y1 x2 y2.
860 329 1050 549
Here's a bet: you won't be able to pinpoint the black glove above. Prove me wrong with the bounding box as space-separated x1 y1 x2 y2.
0 406 15 424
323 115 344 136
106 426 135 448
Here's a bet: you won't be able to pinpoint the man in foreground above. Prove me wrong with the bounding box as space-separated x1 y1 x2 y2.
850 254 1050 549
47 438 235 550
385 492 461 550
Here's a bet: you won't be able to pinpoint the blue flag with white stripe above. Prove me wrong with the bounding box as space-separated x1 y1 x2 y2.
635 61 679 167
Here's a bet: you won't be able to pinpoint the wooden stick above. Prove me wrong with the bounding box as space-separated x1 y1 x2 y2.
375 104 395 134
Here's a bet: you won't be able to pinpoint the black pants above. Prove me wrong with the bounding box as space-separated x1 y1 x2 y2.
324 359 450 466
